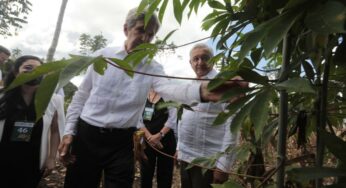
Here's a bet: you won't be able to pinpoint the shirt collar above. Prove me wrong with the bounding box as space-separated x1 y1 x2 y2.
198 69 218 79
114 44 128 56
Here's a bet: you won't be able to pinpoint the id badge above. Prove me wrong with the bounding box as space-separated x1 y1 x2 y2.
10 121 34 142
143 107 154 121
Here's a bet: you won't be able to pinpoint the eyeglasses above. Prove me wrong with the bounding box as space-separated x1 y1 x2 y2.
191 55 211 63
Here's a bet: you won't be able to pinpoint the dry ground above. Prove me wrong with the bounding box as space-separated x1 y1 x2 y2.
38 161 182 188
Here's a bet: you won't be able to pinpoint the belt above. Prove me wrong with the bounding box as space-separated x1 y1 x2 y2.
78 118 137 134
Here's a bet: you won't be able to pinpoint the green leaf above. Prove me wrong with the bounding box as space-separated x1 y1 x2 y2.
212 180 244 188
213 93 256 126
145 0 161 27
287 167 346 182
211 18 229 37
93 56 107 75
238 25 267 60
220 87 256 103
262 10 301 57
250 48 262 66
208 0 226 10
237 67 269 86
158 0 169 22
208 70 237 91
261 120 278 146
305 1 346 34
321 130 346 163
58 56 99 89
173 0 183 24
156 101 182 109
275 78 315 94
35 71 60 121
138 0 150 14
162 29 177 43
6 60 69 91
250 88 274 140
230 96 256 133
202 13 228 31
107 58 134 77
213 111 231 126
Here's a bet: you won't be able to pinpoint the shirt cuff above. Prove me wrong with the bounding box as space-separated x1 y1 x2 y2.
63 122 77 136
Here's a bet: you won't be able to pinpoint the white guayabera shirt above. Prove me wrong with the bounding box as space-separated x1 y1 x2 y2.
64 46 201 135
177 69 239 172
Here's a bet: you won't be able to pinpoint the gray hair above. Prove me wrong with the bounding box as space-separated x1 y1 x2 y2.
189 43 214 58
0 45 11 56
125 7 160 32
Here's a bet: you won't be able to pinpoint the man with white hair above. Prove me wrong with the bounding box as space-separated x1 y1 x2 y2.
177 43 239 188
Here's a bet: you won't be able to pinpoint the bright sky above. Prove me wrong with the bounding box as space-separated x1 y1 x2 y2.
1 0 212 83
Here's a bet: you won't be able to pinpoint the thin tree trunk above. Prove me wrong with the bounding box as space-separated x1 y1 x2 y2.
316 49 332 188
276 35 291 188
46 0 68 62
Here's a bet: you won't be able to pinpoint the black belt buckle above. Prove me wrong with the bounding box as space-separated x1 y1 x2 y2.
99 127 112 133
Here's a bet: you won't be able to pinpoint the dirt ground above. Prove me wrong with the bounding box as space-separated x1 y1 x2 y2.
38 161 182 188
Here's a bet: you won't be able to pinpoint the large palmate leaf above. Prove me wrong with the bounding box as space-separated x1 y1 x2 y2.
275 78 316 94
237 67 269 85
321 130 346 163
250 88 274 140
262 9 302 57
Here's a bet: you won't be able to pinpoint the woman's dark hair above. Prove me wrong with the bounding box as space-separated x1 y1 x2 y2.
4 55 43 87
0 55 43 119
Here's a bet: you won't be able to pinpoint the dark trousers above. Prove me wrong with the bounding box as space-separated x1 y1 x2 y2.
64 118 136 188
140 131 176 188
180 161 213 188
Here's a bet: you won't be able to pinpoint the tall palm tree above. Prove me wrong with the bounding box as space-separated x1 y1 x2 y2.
46 0 68 62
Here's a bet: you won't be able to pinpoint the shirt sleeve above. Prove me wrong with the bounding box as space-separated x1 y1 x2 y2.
151 65 201 105
165 107 177 130
64 65 93 136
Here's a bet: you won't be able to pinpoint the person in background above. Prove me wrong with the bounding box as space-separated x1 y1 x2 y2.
139 89 177 188
177 43 242 188
0 45 11 85
0 55 65 188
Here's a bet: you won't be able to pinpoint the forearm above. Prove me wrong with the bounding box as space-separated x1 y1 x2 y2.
49 113 60 159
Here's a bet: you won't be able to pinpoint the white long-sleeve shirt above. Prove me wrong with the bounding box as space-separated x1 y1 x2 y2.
177 69 238 172
64 46 200 135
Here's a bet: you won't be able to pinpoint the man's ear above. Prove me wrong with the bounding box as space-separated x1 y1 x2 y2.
124 24 128 36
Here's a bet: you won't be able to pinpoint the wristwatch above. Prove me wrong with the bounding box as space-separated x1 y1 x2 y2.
159 131 165 139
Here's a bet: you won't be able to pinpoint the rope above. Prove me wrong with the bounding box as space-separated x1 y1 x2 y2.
143 138 264 180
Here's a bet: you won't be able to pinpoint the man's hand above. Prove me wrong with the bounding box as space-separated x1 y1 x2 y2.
213 169 229 184
58 134 76 166
200 76 248 102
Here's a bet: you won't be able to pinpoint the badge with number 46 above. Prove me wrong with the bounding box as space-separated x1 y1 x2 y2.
10 121 34 142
